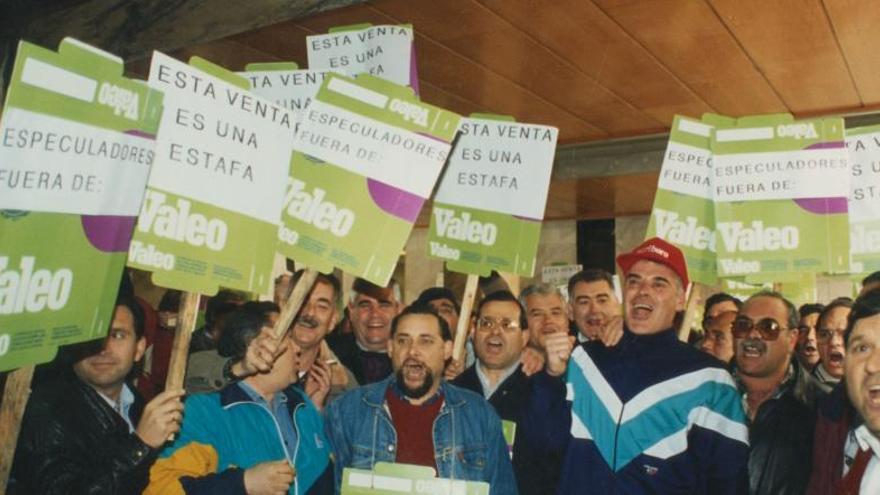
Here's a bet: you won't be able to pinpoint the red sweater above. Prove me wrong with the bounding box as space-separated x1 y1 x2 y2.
385 387 443 471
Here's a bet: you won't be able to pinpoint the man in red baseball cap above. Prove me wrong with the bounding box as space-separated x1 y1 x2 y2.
523 237 749 494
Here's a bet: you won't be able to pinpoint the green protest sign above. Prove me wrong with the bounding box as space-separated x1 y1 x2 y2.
428 115 558 277
128 52 292 295
845 125 880 275
711 115 850 281
280 73 460 286
342 463 489 495
240 62 333 113
0 38 161 371
646 115 723 285
307 24 419 90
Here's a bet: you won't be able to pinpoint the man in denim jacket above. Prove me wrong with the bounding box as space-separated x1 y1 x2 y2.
325 304 517 494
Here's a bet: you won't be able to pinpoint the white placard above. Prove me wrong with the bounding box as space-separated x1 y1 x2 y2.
307 25 413 87
846 130 880 223
294 100 450 198
434 118 558 219
0 107 152 215
657 141 713 200
147 52 292 223
240 68 334 114
713 148 849 202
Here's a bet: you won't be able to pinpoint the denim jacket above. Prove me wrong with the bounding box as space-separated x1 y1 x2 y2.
325 376 517 494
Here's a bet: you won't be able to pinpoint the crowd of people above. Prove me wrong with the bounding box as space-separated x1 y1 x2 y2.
7 237 880 494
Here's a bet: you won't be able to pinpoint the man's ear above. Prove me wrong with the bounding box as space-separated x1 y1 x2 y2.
134 336 147 363
443 339 453 361
387 336 394 355
328 309 339 333
675 284 688 312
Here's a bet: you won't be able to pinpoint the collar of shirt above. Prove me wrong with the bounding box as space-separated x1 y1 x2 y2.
476 360 520 400
738 362 794 414
854 424 880 494
815 363 840 385
97 383 136 433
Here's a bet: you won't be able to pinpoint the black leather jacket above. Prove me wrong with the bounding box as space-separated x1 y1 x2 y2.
10 372 157 494
741 361 819 495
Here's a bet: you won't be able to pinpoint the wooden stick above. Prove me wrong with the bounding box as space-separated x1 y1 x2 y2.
498 272 520 297
452 274 479 362
678 282 704 342
165 292 201 393
272 268 319 341
0 365 36 492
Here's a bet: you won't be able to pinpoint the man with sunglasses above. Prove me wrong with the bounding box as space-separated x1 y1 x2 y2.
523 237 749 494
733 291 819 495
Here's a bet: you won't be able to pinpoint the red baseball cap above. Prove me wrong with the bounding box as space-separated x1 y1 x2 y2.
616 237 690 289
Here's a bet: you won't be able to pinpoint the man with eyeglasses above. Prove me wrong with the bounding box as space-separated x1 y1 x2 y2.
813 298 853 394
523 237 749 494
731 291 819 494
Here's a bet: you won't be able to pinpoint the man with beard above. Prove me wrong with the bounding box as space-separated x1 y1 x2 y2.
813 298 853 393
524 238 748 494
325 304 516 493
733 292 818 495
567 268 622 343
327 277 401 385
837 289 880 493
797 303 824 370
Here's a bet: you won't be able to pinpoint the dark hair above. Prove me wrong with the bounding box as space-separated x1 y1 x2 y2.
216 302 279 359
290 269 341 306
745 291 799 331
116 294 146 339
205 290 245 326
476 290 528 331
817 297 853 330
158 289 182 313
846 289 880 344
862 271 880 288
567 268 614 297
702 292 742 329
391 303 452 341
798 303 825 319
415 287 461 313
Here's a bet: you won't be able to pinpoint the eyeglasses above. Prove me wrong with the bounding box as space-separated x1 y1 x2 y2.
732 316 786 341
817 328 846 341
476 317 520 332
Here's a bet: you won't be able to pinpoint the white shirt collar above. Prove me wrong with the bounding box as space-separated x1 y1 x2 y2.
475 360 520 400
97 383 136 433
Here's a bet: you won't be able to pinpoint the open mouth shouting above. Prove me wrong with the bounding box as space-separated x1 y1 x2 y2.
629 301 654 321
740 340 766 359
826 350 845 370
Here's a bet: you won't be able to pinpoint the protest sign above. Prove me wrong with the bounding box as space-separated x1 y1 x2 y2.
240 62 333 114
307 24 418 90
128 52 291 296
281 72 460 286
342 462 489 495
428 115 558 278
647 115 731 286
0 38 161 371
845 125 880 275
0 37 161 487
711 115 850 281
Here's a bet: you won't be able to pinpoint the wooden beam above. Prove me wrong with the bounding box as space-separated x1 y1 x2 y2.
1 0 368 61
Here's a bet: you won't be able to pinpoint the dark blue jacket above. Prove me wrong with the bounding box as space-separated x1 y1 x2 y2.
524 327 749 494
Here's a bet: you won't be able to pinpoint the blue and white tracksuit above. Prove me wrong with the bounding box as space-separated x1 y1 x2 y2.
524 327 749 494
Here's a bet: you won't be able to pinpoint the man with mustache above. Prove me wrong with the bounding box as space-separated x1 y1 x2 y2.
523 237 749 494
813 298 853 393
797 303 824 370
327 277 401 385
567 268 622 343
325 304 516 493
733 292 818 495
12 294 184 494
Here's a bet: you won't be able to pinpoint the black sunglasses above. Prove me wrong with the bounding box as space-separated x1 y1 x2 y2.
732 316 786 341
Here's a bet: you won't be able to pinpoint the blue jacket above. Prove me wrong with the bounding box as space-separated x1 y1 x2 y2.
324 376 517 494
147 383 333 495
524 328 749 494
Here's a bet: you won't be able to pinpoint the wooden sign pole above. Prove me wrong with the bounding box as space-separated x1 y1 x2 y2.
0 365 35 492
164 292 201 392
678 282 705 342
452 274 479 362
272 268 319 341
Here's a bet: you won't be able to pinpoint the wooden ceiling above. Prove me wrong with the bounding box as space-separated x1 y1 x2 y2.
31 0 880 221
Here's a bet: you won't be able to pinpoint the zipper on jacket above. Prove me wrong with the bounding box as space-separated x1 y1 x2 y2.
612 405 625 471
